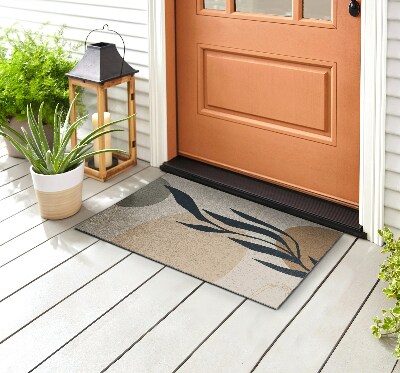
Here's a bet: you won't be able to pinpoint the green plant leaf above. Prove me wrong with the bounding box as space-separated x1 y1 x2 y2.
371 227 400 358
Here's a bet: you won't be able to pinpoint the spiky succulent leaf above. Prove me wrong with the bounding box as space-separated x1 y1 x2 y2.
0 95 132 175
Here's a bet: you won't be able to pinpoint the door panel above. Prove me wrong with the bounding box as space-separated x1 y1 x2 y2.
176 0 361 206
199 45 335 144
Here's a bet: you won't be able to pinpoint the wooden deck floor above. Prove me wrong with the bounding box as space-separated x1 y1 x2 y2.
0 143 398 372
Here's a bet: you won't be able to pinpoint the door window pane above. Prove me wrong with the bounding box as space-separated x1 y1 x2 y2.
303 0 331 21
204 0 226 11
235 0 292 17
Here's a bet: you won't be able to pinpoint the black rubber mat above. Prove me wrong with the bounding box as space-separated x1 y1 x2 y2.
160 156 366 238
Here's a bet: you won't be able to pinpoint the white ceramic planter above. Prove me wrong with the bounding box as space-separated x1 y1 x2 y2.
30 162 84 220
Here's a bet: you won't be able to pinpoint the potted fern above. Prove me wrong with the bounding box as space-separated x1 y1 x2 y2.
0 99 129 220
0 24 82 157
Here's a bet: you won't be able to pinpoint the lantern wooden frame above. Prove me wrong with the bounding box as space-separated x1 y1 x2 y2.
68 74 137 182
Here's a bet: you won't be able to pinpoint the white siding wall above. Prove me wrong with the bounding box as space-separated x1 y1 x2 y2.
0 0 150 161
385 0 400 236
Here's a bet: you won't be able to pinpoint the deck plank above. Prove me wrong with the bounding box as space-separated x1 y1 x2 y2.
0 174 32 200
0 240 129 342
253 239 382 373
35 268 202 373
0 204 44 246
0 164 160 266
0 186 38 222
0 147 8 157
322 281 397 373
0 230 97 301
178 234 356 373
0 156 25 171
107 283 244 373
0 253 163 372
0 162 30 187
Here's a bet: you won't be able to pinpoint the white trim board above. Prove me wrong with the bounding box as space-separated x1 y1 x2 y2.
148 0 168 168
148 0 388 243
359 0 387 244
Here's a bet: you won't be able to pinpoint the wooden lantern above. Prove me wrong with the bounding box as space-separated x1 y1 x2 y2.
66 26 139 182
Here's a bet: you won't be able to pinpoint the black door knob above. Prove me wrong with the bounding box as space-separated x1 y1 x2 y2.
349 0 360 17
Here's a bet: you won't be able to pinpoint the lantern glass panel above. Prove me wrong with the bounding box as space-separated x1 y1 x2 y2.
73 89 92 150
72 83 130 170
105 84 130 157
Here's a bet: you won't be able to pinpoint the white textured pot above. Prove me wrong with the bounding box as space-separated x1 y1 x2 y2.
30 162 84 220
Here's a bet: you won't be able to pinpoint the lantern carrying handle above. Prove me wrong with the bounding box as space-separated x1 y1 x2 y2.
84 24 126 77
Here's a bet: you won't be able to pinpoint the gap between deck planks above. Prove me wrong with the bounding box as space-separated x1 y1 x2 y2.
0 155 26 172
0 161 31 188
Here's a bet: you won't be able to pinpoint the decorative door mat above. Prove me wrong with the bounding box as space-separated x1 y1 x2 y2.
161 156 365 238
76 174 344 309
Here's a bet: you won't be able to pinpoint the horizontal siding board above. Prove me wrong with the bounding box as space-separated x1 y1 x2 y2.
388 21 400 41
386 153 400 173
386 115 400 135
388 40 400 59
387 77 400 98
0 0 151 161
385 208 400 230
388 59 400 79
43 0 148 10
388 2 400 21
387 97 400 116
386 133 400 155
0 19 149 52
0 8 148 38
385 189 400 211
385 1 400 230
386 171 400 192
0 1 148 25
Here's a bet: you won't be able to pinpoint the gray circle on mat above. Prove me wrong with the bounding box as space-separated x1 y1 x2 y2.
117 177 171 207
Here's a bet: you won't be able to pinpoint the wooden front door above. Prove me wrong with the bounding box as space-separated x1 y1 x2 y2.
176 0 361 207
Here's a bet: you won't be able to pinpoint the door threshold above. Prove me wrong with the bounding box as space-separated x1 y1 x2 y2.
160 156 366 239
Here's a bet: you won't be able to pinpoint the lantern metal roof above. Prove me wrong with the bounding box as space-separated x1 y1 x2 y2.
66 42 139 84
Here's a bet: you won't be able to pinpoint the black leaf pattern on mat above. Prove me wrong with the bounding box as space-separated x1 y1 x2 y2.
229 238 302 264
167 185 311 278
179 222 226 233
231 209 301 259
254 259 307 278
309 256 319 266
204 209 291 252
165 186 212 224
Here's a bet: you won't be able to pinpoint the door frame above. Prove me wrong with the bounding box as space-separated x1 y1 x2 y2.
148 0 387 244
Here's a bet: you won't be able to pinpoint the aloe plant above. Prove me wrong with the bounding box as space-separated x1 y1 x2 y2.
0 99 129 175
